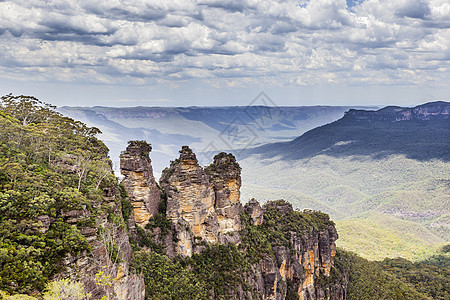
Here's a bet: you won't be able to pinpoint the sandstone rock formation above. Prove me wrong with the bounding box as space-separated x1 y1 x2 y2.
160 147 243 256
118 143 345 299
244 198 264 226
160 146 217 256
120 141 160 227
245 200 346 300
205 152 242 235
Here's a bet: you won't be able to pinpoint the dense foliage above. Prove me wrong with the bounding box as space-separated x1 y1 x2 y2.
241 150 449 261
240 199 334 264
377 247 450 300
332 247 450 300
0 95 116 294
131 243 248 299
241 103 450 261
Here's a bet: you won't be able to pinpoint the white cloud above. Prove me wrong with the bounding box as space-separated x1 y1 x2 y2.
0 0 448 89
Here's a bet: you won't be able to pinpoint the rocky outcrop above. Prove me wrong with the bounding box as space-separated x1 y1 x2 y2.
206 152 242 236
118 142 345 299
160 146 218 256
244 198 264 226
120 141 160 227
56 166 145 300
160 147 243 256
243 200 346 300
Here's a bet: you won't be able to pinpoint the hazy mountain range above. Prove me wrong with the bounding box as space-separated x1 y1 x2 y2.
58 105 374 175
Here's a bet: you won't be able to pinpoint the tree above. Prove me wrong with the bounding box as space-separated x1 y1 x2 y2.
0 94 57 126
91 160 113 190
89 224 128 299
71 150 92 191
43 279 90 300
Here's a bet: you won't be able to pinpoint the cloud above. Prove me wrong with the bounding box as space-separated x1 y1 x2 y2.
0 0 448 89
395 0 431 19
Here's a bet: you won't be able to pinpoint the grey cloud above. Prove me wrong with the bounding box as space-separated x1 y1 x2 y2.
0 28 24 38
422 20 450 29
83 6 167 22
199 0 256 13
395 0 430 19
270 21 300 35
39 18 115 36
116 53 178 63
157 15 190 28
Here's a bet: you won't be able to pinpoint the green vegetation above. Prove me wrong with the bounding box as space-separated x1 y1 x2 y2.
335 249 431 300
240 153 449 261
241 104 449 262
1 95 447 299
0 95 116 294
125 140 152 157
239 211 273 262
377 246 450 300
118 184 132 225
131 243 247 299
336 212 444 261
42 278 90 300
130 200 336 299
0 278 91 300
240 200 334 263
145 214 172 237
330 245 449 300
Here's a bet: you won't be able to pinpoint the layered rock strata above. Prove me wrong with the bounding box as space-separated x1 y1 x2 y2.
205 152 242 235
244 198 264 226
120 141 160 227
245 200 346 300
345 101 449 122
118 143 346 299
160 146 243 256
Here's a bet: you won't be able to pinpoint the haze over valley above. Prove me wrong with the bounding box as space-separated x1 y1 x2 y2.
58 104 375 175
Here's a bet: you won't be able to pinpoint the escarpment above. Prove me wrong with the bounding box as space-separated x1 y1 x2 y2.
0 96 146 300
344 101 449 122
55 158 146 300
121 143 347 299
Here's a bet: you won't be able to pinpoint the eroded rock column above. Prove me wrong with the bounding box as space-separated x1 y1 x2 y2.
160 146 217 256
120 141 160 227
205 152 243 236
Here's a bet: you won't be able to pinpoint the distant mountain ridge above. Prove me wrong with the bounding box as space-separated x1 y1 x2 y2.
344 101 449 122
242 101 450 162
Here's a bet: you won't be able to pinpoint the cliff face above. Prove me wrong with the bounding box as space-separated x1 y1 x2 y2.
55 161 145 300
243 200 346 300
159 146 216 256
245 198 264 226
120 141 160 227
344 101 449 122
205 152 242 236
159 146 242 256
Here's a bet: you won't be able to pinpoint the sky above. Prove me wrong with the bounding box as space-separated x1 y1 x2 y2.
0 0 449 107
